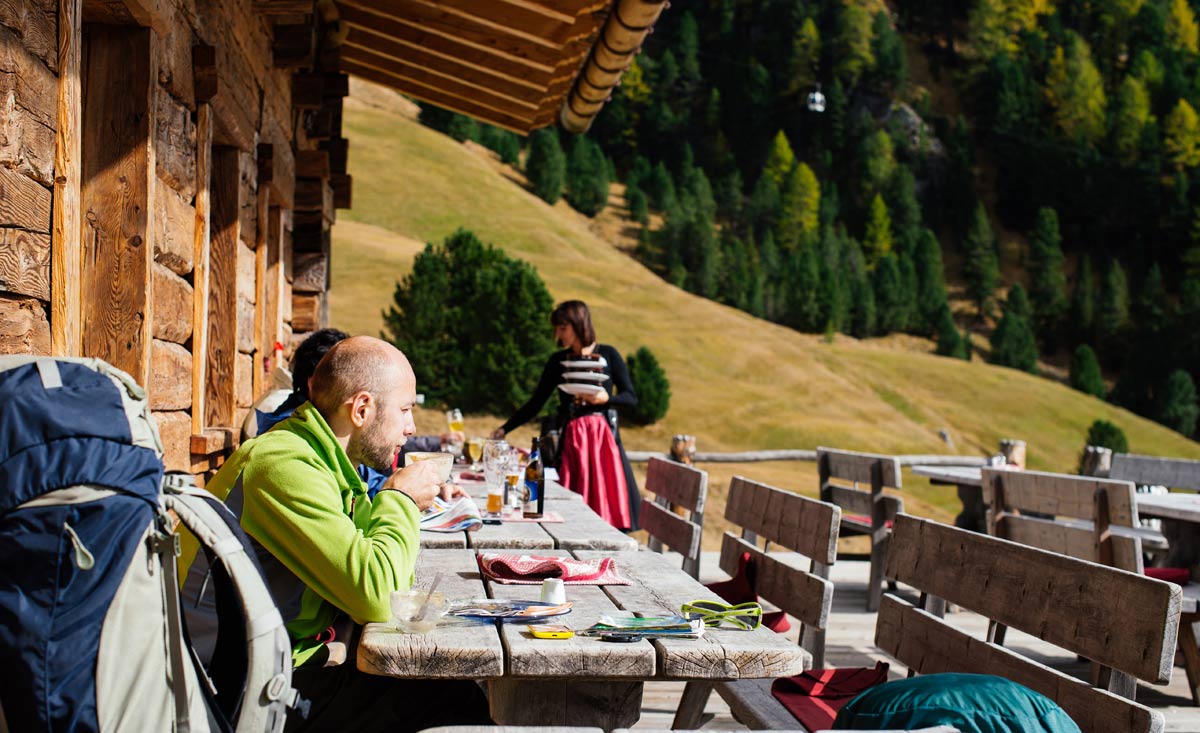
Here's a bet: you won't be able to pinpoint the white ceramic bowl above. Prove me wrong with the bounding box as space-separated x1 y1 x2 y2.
390 589 450 633
403 451 455 482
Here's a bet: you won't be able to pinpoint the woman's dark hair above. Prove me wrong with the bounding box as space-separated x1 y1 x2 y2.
291 328 350 397
551 300 595 347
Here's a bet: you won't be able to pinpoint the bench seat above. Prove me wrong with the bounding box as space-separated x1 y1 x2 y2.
714 678 806 731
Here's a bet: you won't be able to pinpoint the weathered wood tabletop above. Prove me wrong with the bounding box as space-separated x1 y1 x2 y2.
357 547 809 729
1137 492 1200 523
911 464 987 532
420 478 638 552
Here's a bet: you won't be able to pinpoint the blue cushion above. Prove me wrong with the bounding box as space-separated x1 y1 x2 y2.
832 673 1081 733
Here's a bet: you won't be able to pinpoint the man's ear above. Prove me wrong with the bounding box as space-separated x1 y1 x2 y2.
349 391 372 427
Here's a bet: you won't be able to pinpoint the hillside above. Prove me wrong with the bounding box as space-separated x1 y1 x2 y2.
330 86 1200 538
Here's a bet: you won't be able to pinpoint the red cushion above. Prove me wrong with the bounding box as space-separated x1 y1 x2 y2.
770 662 890 730
705 551 792 633
843 513 895 529
1145 567 1191 585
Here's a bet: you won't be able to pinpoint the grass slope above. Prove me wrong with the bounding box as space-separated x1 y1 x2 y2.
332 91 1200 538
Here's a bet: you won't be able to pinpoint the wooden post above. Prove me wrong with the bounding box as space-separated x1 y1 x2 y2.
999 438 1026 469
1081 446 1113 477
670 434 696 464
192 103 213 434
51 0 82 357
206 147 240 428
253 183 269 399
80 26 156 386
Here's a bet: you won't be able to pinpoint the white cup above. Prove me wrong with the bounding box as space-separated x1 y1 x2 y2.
540 578 566 605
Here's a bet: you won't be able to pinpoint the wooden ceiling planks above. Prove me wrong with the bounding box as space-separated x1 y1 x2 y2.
334 0 624 133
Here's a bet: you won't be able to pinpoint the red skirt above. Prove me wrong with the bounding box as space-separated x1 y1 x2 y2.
559 414 631 530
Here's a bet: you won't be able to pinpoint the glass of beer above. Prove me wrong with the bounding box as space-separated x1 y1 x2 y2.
445 408 465 433
486 484 504 518
465 437 485 471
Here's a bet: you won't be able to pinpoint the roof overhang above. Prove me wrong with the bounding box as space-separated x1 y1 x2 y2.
335 0 666 134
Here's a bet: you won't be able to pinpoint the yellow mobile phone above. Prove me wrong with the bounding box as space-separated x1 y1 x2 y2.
529 624 574 639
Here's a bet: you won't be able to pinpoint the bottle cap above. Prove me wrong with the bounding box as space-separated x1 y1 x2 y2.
540 578 566 605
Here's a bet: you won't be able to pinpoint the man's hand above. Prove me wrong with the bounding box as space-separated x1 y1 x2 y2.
381 460 442 511
441 430 466 445
440 482 468 501
576 390 610 406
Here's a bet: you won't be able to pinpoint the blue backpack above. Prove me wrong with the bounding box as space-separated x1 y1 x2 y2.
0 356 300 732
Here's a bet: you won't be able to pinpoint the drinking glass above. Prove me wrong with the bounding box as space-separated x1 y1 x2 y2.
483 439 511 494
446 408 465 434
466 437 485 471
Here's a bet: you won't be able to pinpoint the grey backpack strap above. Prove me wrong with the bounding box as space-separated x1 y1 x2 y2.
154 516 192 733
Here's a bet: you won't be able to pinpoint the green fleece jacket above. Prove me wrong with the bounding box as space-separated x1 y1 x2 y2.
206 401 421 666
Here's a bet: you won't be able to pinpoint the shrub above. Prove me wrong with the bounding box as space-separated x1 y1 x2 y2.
480 125 521 166
625 347 671 425
382 229 554 415
565 136 611 216
525 129 566 204
1154 369 1199 436
989 284 1038 373
934 305 969 360
1069 344 1105 398
417 103 479 142
1078 419 1129 473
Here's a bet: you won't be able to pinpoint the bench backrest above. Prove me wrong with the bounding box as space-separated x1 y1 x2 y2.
721 476 840 662
817 447 903 523
983 468 1143 572
641 457 707 578
878 514 1180 733
1110 453 1200 491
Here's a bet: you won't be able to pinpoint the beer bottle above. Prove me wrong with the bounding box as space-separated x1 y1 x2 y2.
523 437 544 519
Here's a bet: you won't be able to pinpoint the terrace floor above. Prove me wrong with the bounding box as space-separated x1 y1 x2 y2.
631 551 1200 732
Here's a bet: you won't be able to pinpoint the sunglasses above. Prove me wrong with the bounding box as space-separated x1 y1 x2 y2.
680 600 763 630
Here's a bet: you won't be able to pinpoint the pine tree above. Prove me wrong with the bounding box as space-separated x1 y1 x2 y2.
1155 369 1200 435
625 347 671 424
935 305 969 359
857 130 896 199
786 18 821 97
762 131 796 189
914 229 949 333
1069 344 1106 398
1096 258 1131 357
874 254 909 333
962 203 1000 319
565 136 610 216
747 173 782 239
776 162 821 250
784 246 822 331
1027 207 1068 349
1164 99 1200 169
1135 263 1168 334
885 167 921 256
1071 254 1096 343
1044 34 1107 144
525 129 566 204
862 194 894 268
1167 0 1200 52
1111 77 1153 166
968 0 1012 61
645 161 677 211
990 284 1039 373
627 185 649 225
870 11 907 91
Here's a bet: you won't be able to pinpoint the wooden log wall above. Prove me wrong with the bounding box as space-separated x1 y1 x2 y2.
0 0 353 479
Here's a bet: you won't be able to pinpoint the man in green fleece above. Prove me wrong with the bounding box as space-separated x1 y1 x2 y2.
195 336 489 732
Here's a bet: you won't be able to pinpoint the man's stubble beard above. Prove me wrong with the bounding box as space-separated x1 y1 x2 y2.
347 415 397 472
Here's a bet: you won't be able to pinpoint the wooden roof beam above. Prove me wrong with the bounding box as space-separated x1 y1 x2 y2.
356 0 569 50
342 41 541 112
341 59 538 133
561 0 667 133
342 23 544 94
338 0 563 67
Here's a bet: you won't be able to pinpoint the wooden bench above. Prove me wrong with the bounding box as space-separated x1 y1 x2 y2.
641 457 708 579
672 477 840 730
1110 452 1200 705
876 514 1180 733
817 447 903 611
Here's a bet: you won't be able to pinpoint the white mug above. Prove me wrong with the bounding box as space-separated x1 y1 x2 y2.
540 578 566 605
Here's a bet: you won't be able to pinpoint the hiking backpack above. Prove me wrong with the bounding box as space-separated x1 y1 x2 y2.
0 356 300 732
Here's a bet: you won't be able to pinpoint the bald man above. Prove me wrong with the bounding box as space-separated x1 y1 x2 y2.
188 336 489 732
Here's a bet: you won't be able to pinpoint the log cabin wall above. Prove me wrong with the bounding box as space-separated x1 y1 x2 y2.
0 0 348 483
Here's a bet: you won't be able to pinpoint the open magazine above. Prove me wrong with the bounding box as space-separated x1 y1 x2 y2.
420 496 482 532
578 614 706 640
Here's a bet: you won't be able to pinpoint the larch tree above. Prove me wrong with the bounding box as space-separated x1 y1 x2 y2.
1111 77 1153 166
776 162 821 250
835 0 875 86
1044 35 1107 144
862 194 894 267
1167 0 1199 53
1165 99 1200 169
763 131 796 189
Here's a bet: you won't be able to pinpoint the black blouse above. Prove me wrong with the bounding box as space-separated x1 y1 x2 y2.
500 344 637 434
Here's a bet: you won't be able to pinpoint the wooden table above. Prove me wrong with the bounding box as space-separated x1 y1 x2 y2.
1136 493 1200 575
420 478 638 552
358 548 810 730
910 465 986 532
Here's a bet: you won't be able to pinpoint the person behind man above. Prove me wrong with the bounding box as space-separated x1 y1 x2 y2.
188 336 489 732
247 328 462 496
